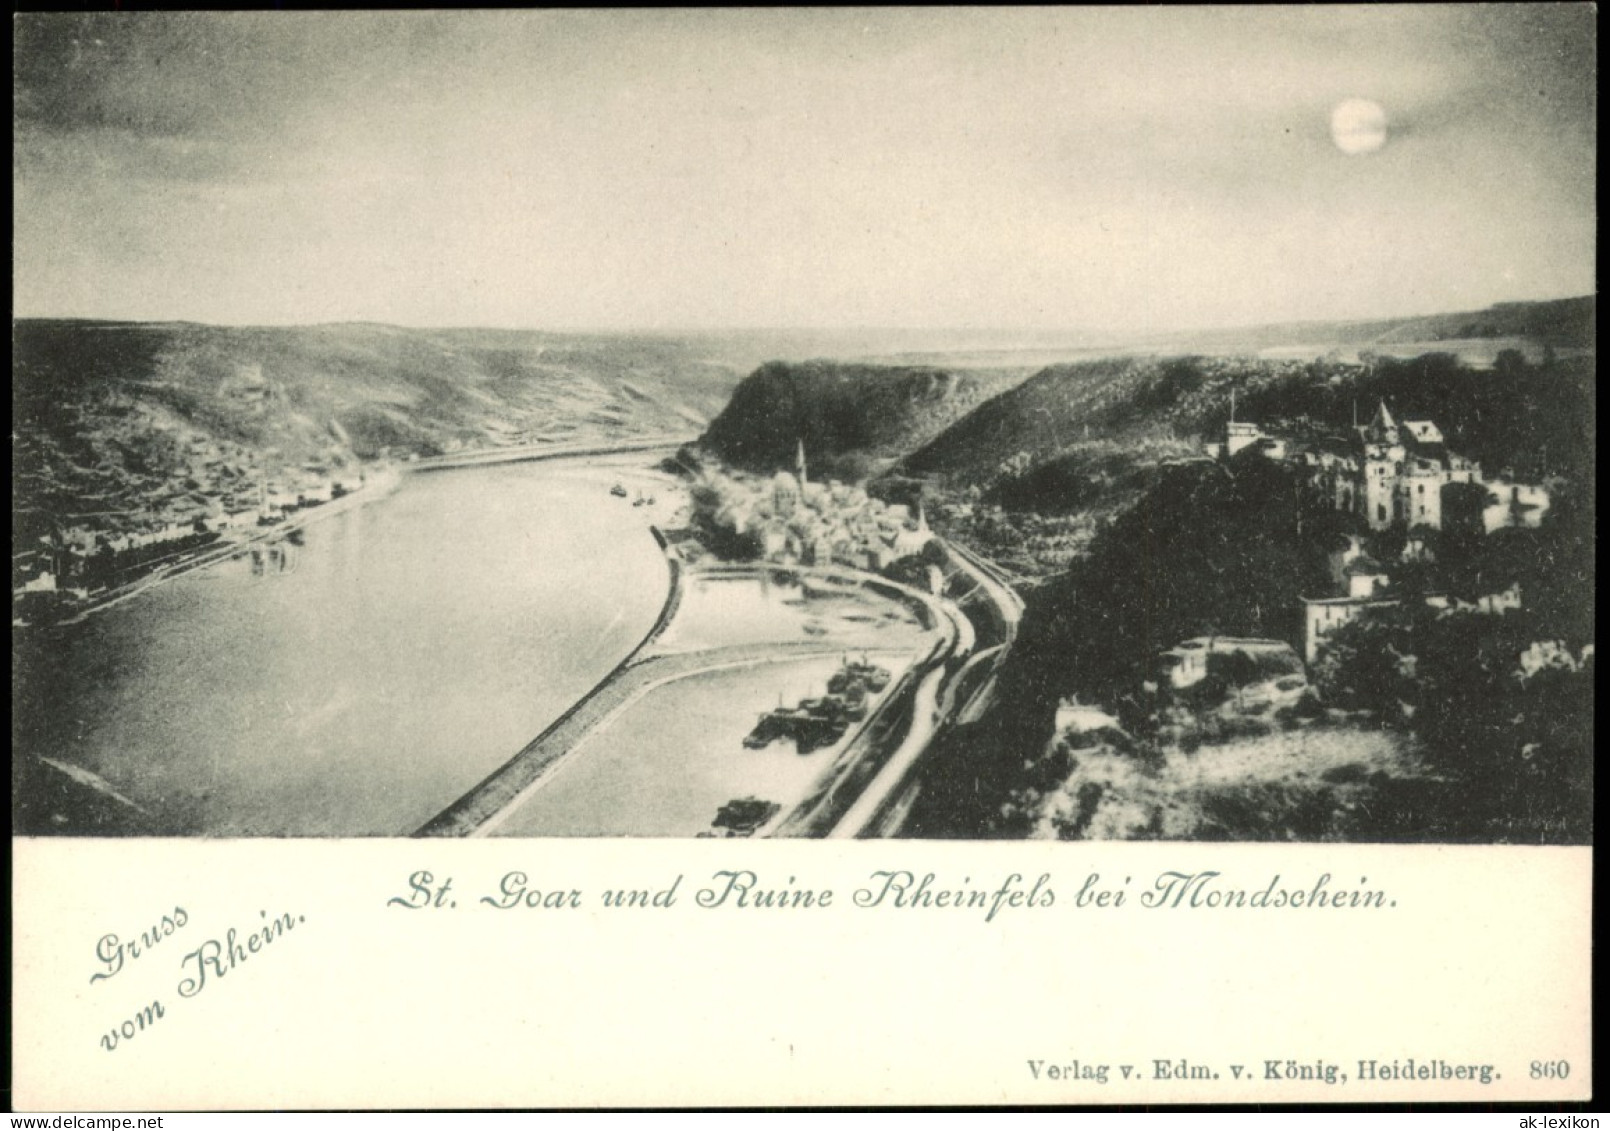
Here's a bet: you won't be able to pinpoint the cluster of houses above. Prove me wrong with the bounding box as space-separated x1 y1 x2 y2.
1207 399 1551 667
14 391 373 604
697 442 934 572
1086 399 1556 720
1299 533 1524 664
211 472 360 530
13 469 364 601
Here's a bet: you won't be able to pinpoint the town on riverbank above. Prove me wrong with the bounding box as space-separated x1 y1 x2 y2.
12 459 396 628
413 438 1018 840
12 304 1593 845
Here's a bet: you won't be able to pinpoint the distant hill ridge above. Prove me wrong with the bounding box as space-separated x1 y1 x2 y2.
15 294 1591 496
1140 294 1594 353
13 319 749 464
901 296 1594 489
697 359 1031 476
692 295 1592 485
12 319 760 543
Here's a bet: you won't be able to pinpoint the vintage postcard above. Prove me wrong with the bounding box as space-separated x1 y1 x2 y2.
12 7 1593 1109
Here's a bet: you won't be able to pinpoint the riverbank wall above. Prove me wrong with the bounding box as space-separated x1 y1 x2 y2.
414 524 682 837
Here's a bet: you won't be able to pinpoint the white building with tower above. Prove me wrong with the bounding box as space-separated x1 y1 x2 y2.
1230 399 1530 534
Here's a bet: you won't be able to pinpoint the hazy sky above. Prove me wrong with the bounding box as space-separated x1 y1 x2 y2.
13 7 1596 332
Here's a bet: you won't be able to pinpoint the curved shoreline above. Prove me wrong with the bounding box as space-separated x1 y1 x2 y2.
43 465 403 628
413 523 683 837
20 456 678 838
28 445 1025 840
415 557 957 838
28 435 688 629
408 435 691 473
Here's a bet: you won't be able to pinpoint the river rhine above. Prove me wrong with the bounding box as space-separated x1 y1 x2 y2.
14 461 670 836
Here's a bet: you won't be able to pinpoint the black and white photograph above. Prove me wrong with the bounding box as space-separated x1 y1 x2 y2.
11 7 1594 1111
13 7 1593 845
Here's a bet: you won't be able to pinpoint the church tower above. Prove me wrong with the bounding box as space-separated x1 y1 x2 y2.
795 437 808 485
1362 400 1400 446
1361 400 1406 530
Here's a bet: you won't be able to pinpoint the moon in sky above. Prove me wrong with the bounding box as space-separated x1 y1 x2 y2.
1330 98 1389 155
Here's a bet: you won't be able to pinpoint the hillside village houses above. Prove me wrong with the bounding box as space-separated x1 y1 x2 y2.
1300 518 1524 663
14 388 375 603
1211 397 1546 669
1301 581 1525 665
1270 403 1536 665
698 439 934 574
1156 635 1306 691
14 462 363 601
1223 396 1550 535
